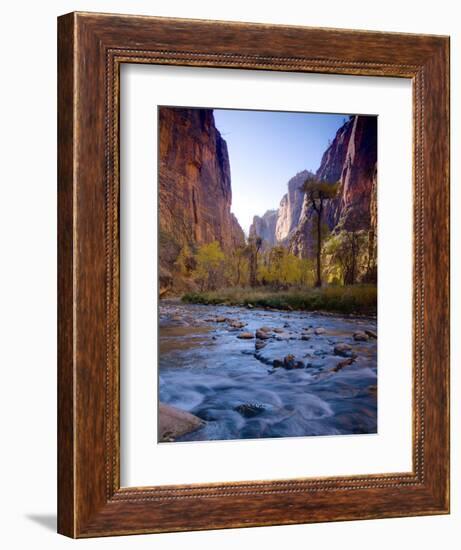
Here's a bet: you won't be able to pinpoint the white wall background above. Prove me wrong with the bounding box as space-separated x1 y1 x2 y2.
0 1 457 548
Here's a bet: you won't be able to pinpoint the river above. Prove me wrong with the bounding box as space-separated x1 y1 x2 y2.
159 300 377 442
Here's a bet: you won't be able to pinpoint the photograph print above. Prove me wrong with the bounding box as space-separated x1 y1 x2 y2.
158 106 378 443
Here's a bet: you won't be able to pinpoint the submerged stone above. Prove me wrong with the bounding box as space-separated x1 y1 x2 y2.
234 403 265 418
237 332 254 339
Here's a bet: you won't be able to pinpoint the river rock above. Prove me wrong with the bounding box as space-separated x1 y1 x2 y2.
332 357 355 372
315 327 326 335
275 332 290 341
158 402 204 442
216 316 228 323
256 329 271 340
229 320 246 329
234 403 265 418
237 332 254 339
273 327 285 333
259 326 272 333
255 341 267 350
353 331 369 341
334 343 353 357
247 303 254 309
301 334 311 341
254 352 274 366
273 359 283 368
365 329 378 339
281 355 304 369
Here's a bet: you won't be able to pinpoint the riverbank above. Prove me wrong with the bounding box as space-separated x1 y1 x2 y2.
182 285 377 316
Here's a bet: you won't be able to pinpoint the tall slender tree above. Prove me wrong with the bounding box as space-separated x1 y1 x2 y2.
302 177 339 287
246 235 262 287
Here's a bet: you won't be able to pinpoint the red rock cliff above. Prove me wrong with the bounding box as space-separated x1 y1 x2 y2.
158 108 245 289
289 115 377 258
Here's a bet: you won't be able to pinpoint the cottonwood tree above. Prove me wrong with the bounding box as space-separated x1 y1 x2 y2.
226 245 249 287
246 235 262 287
192 241 225 290
302 176 340 287
323 230 367 285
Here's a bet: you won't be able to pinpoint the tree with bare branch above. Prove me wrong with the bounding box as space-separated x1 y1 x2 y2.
302 176 340 287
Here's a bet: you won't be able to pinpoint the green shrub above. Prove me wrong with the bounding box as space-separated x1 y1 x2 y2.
182 285 376 315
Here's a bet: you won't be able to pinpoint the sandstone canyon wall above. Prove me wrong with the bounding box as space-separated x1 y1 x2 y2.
158 108 244 290
249 115 377 267
290 115 377 258
248 170 313 249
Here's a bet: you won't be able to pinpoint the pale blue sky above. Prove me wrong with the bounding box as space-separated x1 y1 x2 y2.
214 109 347 234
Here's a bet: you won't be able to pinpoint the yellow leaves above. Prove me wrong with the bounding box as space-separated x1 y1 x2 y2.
302 177 340 200
195 241 225 267
191 241 226 291
259 247 314 286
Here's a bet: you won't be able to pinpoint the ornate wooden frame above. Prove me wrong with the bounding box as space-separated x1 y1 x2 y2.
57 12 450 537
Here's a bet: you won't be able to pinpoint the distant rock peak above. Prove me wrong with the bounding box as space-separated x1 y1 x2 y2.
275 170 314 243
249 210 278 247
248 115 377 260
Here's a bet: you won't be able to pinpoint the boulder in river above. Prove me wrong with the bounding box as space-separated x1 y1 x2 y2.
334 343 353 357
353 331 369 341
237 332 254 339
332 357 355 372
229 320 246 329
282 355 304 369
158 402 204 442
315 327 326 335
365 329 378 339
256 329 271 340
275 333 290 341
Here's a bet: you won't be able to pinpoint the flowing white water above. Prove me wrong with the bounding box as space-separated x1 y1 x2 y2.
159 302 377 442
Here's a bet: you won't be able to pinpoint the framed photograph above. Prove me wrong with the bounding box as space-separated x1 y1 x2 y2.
58 12 450 537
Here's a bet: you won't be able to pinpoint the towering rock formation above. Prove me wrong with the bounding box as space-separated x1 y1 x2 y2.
323 115 378 232
249 210 278 248
158 108 245 290
275 170 314 243
289 115 377 259
248 115 377 281
248 170 313 247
